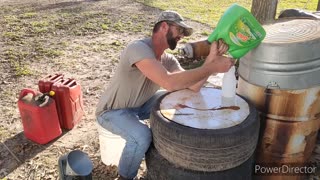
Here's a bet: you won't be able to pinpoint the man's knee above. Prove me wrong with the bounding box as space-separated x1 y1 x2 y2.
135 127 152 149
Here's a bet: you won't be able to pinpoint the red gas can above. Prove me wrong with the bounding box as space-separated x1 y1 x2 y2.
17 88 62 144
52 78 84 130
38 74 64 93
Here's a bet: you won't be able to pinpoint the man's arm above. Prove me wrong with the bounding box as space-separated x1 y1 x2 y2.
188 77 209 92
135 59 212 91
170 65 209 92
135 41 233 92
174 40 230 92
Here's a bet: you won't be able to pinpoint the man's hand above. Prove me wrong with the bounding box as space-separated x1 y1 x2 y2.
217 39 229 56
204 40 235 73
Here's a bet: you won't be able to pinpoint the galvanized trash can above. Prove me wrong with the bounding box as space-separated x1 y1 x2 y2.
237 19 320 180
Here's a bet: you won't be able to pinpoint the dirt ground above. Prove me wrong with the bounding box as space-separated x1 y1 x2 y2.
0 0 319 180
0 0 212 179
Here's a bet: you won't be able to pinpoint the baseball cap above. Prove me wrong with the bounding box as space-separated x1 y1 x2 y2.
156 10 193 36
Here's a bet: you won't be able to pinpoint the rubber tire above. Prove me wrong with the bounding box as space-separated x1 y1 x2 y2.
150 92 260 172
146 144 255 180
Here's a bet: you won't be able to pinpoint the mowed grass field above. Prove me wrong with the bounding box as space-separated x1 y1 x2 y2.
1 0 318 76
138 0 319 27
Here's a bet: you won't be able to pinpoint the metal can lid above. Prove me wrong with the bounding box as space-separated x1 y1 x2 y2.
160 88 250 129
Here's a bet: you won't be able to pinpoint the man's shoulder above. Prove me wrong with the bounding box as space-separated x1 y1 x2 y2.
121 38 155 64
128 38 151 48
124 38 153 56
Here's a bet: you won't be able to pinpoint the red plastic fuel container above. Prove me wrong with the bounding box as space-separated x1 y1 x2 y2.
38 74 64 93
17 88 62 144
52 78 84 130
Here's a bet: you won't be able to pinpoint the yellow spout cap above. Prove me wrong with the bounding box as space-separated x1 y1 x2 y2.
49 91 55 96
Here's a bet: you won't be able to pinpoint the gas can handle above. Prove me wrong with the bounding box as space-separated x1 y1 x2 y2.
49 74 63 81
53 78 65 86
64 79 76 87
19 88 37 100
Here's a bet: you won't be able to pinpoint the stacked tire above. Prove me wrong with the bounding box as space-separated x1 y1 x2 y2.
146 88 260 180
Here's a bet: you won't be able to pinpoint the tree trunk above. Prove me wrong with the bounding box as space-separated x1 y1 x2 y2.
251 0 278 24
317 0 320 11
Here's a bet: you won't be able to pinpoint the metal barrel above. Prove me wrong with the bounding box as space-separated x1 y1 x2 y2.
179 40 211 59
237 19 320 180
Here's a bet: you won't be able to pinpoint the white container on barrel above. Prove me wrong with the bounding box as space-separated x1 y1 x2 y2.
147 87 260 180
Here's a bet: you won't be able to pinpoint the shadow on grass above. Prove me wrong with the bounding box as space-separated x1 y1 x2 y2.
36 1 83 11
0 130 69 178
35 0 104 12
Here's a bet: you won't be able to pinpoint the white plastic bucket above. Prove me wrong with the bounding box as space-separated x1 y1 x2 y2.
97 121 126 166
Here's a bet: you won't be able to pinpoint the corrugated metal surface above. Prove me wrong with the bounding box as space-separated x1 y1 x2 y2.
237 19 320 180
237 78 320 122
238 78 320 161
238 78 319 180
238 19 320 90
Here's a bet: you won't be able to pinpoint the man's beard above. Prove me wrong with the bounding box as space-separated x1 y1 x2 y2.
166 30 178 50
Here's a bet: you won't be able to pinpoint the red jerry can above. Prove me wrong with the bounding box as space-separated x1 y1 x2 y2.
17 88 62 144
38 74 64 93
52 78 84 130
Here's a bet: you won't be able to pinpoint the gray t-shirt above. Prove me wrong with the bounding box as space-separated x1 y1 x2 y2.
96 38 182 116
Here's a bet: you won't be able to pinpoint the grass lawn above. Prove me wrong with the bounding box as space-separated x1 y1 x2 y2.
137 0 319 27
1 0 318 76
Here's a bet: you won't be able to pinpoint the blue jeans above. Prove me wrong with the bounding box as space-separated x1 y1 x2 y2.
97 90 166 179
